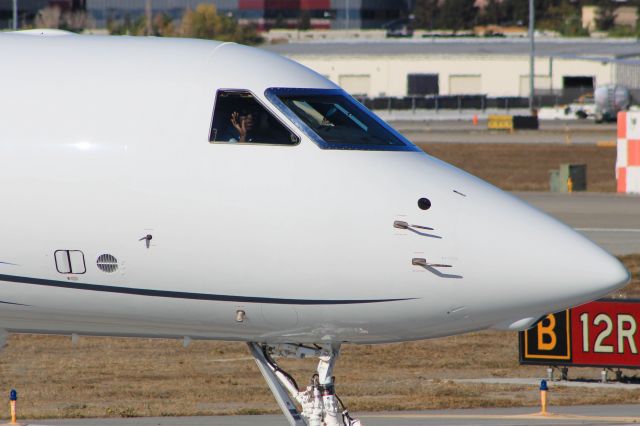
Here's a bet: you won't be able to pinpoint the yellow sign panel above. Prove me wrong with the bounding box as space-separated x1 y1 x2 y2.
487 115 513 131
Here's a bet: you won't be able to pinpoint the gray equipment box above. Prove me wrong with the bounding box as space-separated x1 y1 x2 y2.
549 164 587 192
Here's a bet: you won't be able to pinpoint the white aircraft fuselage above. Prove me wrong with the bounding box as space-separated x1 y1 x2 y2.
0 32 629 347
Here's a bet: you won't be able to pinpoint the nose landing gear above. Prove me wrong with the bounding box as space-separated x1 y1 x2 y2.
247 342 362 426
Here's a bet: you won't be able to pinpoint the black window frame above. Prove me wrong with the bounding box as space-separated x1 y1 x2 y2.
209 89 301 147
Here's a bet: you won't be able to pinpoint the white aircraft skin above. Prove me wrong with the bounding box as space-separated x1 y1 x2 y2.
0 32 630 348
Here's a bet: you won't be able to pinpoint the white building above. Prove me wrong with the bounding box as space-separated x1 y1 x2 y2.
263 38 640 99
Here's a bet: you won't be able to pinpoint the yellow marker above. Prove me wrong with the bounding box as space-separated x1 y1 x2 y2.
567 177 573 193
9 389 17 425
596 140 616 148
539 380 548 415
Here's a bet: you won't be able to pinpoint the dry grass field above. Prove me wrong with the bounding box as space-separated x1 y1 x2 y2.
419 143 617 192
0 143 634 420
0 333 636 419
615 254 640 299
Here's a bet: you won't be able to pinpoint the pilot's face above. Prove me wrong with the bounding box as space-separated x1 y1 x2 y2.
241 113 254 130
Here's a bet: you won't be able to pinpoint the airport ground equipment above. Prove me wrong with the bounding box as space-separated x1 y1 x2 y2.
595 85 630 123
248 343 361 426
512 115 539 130
488 115 538 131
520 299 640 372
487 115 513 131
566 94 597 120
549 164 587 193
616 111 640 194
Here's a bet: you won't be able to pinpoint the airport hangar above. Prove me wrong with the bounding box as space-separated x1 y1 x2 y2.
264 39 640 99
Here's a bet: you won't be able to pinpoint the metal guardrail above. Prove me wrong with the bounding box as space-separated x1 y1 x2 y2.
356 88 637 112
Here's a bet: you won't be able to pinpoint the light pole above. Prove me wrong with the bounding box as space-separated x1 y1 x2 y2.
529 0 535 113
12 0 17 30
145 0 152 35
345 0 350 30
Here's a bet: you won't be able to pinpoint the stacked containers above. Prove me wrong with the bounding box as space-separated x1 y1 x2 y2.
616 111 640 194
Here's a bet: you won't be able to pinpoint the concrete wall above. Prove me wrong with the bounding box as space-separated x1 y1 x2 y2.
290 54 615 97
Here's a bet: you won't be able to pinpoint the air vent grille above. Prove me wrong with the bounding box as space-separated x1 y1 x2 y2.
96 254 118 273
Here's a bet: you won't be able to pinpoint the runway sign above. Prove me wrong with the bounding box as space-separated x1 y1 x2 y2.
519 299 640 368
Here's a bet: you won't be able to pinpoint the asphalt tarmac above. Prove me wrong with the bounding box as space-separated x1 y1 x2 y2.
515 192 640 255
25 404 640 426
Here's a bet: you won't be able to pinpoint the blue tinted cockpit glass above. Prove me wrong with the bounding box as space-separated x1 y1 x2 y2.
265 88 419 151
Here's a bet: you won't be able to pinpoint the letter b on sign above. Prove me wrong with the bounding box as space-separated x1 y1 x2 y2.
538 314 557 350
521 310 571 362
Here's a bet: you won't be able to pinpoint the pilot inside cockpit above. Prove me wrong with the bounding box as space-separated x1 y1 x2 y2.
229 109 255 143
209 90 298 145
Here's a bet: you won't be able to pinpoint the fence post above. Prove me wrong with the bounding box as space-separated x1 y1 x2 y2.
412 96 416 114
506 98 509 112
435 96 439 113
458 96 462 112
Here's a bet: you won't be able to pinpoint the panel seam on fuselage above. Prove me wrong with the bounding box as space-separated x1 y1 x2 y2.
0 274 417 305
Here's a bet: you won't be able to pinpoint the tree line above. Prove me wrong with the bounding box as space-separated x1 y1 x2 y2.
109 4 262 44
413 0 639 35
34 3 262 45
31 0 640 40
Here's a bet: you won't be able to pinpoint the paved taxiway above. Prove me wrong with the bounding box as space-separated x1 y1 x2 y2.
515 192 640 255
388 119 618 145
26 405 640 426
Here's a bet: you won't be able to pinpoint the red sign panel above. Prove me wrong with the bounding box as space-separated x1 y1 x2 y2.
571 301 640 367
520 299 640 368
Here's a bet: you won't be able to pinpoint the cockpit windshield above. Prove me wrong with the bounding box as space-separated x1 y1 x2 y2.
265 88 419 151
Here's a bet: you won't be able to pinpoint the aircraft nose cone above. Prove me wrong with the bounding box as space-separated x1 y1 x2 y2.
553 213 628 300
513 208 630 305
518 202 630 306
459 188 630 312
559 230 630 299
595 251 631 293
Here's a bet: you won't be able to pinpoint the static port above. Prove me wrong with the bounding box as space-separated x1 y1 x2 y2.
418 198 431 210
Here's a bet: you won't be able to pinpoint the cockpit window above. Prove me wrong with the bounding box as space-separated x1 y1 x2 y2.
209 90 299 145
265 88 419 151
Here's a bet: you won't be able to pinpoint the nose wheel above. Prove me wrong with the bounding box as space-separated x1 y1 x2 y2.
247 342 362 426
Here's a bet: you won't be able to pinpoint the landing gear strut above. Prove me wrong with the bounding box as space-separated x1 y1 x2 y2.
248 342 362 426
